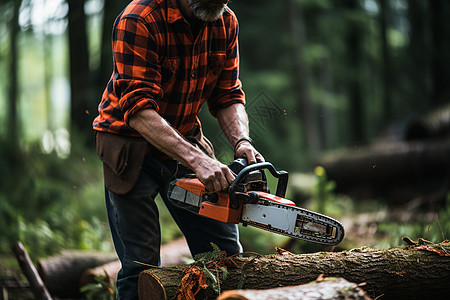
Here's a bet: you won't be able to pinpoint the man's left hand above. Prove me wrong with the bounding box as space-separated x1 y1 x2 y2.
235 141 265 164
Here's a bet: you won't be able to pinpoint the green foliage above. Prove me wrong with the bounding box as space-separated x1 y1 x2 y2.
192 243 229 295
0 135 111 258
311 166 336 213
80 275 117 300
193 242 222 262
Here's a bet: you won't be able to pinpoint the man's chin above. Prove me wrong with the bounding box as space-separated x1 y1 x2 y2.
189 2 227 22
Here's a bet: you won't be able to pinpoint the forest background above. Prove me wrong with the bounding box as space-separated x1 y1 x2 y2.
1 0 450 261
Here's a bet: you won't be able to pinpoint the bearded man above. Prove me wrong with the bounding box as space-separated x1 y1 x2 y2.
93 0 264 298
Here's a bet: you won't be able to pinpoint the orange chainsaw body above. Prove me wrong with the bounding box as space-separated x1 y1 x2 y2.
174 178 295 224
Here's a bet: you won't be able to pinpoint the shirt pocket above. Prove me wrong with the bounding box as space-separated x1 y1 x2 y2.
161 58 181 92
202 53 226 98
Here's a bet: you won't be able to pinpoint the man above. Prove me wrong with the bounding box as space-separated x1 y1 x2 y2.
93 0 263 298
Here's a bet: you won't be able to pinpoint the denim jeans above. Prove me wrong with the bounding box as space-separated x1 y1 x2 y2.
105 156 242 300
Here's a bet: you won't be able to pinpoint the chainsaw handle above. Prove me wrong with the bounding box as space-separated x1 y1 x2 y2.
228 162 289 204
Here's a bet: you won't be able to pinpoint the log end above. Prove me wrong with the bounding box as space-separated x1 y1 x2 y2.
138 270 167 300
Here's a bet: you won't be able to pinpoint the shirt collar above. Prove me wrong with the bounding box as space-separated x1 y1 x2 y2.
166 0 185 23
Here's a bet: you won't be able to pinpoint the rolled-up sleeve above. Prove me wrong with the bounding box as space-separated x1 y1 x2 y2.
207 16 245 117
113 17 163 124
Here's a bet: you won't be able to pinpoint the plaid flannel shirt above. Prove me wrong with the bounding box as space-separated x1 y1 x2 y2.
93 0 245 136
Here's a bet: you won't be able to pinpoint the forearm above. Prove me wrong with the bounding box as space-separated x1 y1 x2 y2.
216 103 249 147
129 109 207 170
216 103 264 163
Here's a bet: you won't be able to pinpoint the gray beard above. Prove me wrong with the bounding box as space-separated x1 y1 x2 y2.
188 0 227 22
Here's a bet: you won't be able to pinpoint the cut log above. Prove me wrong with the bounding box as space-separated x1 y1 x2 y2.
38 251 117 298
138 241 450 300
217 277 372 300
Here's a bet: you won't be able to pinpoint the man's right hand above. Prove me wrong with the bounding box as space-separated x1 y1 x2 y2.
192 157 235 193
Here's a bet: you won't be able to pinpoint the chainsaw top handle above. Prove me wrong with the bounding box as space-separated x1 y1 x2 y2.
228 160 289 205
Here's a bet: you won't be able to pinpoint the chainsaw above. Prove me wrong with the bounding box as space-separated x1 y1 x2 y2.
167 159 344 245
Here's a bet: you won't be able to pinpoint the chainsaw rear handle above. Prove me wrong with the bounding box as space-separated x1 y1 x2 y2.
228 162 289 204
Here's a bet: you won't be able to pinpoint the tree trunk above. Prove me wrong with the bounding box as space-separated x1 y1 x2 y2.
98 0 125 89
67 0 95 142
378 0 392 125
138 241 450 300
406 0 430 111
429 0 450 106
340 0 364 145
217 277 372 300
286 0 321 153
7 0 21 147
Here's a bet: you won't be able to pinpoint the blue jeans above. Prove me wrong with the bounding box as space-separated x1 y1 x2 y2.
105 156 242 300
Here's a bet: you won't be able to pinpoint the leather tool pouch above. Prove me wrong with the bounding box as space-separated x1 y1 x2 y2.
96 132 148 195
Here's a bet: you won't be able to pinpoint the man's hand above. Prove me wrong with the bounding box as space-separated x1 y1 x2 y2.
192 157 235 192
234 141 265 164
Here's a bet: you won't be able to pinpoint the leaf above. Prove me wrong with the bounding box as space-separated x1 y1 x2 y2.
416 245 450 257
220 266 229 280
175 265 208 300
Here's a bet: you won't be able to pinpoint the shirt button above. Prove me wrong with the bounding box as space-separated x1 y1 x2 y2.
191 72 196 78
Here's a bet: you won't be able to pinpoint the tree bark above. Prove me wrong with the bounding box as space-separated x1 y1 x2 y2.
139 241 450 300
217 277 372 300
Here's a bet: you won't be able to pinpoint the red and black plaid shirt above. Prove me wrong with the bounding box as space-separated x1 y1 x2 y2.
93 0 245 136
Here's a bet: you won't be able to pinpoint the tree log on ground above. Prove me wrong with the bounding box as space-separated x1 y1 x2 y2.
138 241 450 300
217 277 372 300
318 139 450 202
38 251 117 298
405 103 450 141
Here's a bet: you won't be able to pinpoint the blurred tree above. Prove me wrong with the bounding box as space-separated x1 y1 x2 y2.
340 0 365 145
67 0 96 144
429 0 450 106
97 0 126 93
379 0 393 125
287 0 320 153
407 0 430 112
7 0 22 149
